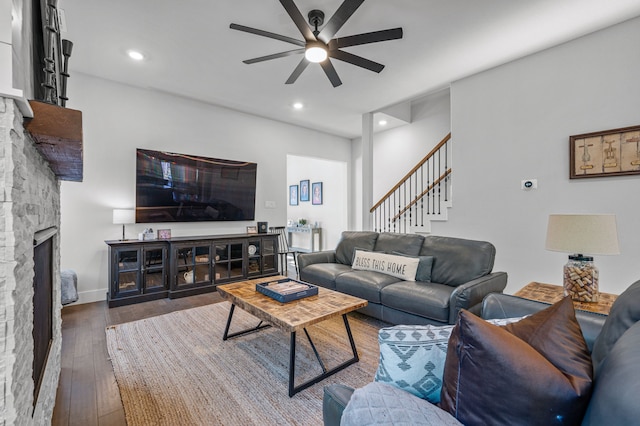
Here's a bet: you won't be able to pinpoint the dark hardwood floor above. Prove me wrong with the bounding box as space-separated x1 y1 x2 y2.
52 291 224 426
52 259 298 426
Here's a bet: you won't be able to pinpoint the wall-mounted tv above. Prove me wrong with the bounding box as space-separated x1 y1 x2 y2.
136 149 257 223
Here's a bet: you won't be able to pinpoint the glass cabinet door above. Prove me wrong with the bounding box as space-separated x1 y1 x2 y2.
214 241 244 282
194 245 211 283
229 242 244 279
143 246 166 291
115 249 141 296
261 237 278 275
175 244 212 287
247 239 261 276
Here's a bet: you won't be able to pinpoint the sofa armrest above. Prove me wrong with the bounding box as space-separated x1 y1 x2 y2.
297 250 337 270
323 384 355 426
448 271 508 324
481 293 606 351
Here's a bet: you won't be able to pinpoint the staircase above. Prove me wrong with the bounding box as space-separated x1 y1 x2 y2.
370 133 452 234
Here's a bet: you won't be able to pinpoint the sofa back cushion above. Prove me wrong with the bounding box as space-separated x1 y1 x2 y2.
420 235 495 286
335 231 379 265
582 320 640 425
591 279 640 371
373 232 424 256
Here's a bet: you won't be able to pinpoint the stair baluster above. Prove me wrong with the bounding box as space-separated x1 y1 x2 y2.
370 133 452 233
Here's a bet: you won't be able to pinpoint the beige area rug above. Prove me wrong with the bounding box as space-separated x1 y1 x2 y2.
106 301 386 425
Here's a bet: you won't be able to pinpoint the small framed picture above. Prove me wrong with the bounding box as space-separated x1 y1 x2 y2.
157 229 171 239
312 182 323 205
246 225 258 234
289 184 299 206
299 179 310 202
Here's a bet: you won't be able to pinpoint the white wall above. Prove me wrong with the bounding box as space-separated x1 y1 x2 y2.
350 91 452 230
286 155 348 250
436 16 640 295
371 90 451 201
61 73 350 303
61 16 640 302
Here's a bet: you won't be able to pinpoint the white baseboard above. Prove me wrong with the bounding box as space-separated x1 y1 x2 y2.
68 288 108 306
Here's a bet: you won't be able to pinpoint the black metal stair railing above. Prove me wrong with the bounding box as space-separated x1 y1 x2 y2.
370 133 452 233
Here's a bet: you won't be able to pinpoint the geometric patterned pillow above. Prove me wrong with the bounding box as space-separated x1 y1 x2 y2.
375 325 454 403
374 317 523 403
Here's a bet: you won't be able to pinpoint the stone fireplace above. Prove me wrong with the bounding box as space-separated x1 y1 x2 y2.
1 97 62 424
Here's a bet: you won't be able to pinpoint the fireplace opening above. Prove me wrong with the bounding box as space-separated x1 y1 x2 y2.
33 228 55 406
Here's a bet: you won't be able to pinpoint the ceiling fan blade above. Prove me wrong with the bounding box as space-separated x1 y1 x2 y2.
317 0 365 43
279 0 315 41
329 49 384 73
243 49 305 64
285 58 310 84
329 28 403 49
230 23 305 47
320 59 343 87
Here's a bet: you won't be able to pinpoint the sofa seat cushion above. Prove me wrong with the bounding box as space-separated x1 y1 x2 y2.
373 232 425 256
341 382 462 426
381 281 454 323
335 231 379 265
335 271 401 303
299 263 353 290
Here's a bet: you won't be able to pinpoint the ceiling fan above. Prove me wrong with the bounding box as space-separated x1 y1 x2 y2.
230 0 403 87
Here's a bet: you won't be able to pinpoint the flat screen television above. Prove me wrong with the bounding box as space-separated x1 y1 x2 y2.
135 149 257 223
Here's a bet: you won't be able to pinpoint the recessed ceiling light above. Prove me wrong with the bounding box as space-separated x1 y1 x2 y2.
378 120 388 126
127 50 145 61
293 102 304 110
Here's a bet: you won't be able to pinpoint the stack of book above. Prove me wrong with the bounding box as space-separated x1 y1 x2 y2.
264 281 309 294
256 279 318 302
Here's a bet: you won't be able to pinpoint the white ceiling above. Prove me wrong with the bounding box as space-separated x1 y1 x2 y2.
58 0 640 139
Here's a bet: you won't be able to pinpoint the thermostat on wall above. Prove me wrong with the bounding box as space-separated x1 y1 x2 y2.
521 179 538 190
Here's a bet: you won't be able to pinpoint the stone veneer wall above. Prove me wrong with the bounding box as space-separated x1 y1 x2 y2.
0 97 62 424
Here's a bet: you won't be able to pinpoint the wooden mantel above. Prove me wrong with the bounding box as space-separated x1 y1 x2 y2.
23 100 83 182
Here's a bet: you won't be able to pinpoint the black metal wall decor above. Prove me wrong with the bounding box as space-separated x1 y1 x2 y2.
33 0 73 106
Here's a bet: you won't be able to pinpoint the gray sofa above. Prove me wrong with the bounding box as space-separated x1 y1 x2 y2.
298 231 507 326
323 280 640 426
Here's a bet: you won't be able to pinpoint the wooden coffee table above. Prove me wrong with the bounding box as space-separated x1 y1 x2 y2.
217 276 368 397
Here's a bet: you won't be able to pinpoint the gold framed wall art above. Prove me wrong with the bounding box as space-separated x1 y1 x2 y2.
570 125 640 179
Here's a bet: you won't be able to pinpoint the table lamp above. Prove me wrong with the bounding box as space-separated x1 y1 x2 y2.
545 214 620 302
113 209 135 240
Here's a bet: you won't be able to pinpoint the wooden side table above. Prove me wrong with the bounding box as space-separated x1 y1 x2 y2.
514 282 617 315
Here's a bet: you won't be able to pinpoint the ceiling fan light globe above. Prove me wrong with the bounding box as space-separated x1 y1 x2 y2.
305 46 328 63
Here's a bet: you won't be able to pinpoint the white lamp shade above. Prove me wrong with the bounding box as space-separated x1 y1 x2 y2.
545 214 620 255
113 209 136 225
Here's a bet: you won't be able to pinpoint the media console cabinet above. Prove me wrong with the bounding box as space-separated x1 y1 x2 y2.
105 233 279 307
